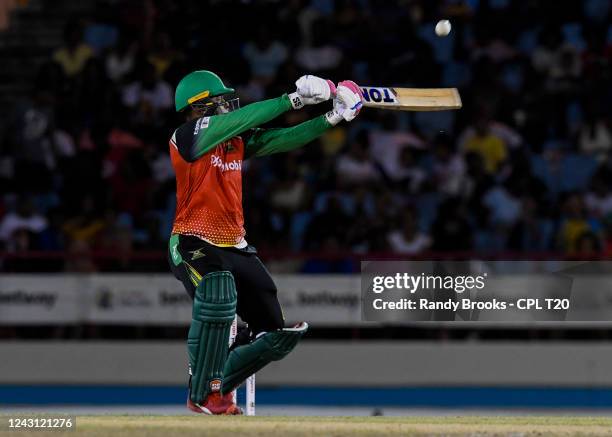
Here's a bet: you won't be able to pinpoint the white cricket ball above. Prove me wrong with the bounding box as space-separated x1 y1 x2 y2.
435 20 451 37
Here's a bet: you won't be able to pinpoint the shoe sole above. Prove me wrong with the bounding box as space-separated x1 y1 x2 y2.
187 400 242 415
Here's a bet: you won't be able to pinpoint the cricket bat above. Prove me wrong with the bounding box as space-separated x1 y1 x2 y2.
360 86 462 111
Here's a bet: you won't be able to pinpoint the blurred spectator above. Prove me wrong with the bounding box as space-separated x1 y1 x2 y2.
531 26 565 76
578 114 612 160
0 0 20 31
105 33 137 82
6 90 55 194
64 240 97 272
482 184 521 228
430 133 466 196
548 46 582 91
531 25 582 94
83 2 119 53
75 58 114 122
585 171 612 218
3 0 612 265
508 196 554 252
270 155 307 212
243 26 288 84
602 217 612 257
304 195 349 250
148 32 180 79
335 132 380 185
431 198 472 252
109 148 153 217
295 19 343 74
388 209 431 254
347 190 396 253
149 145 174 184
459 113 508 174
369 115 425 180
0 197 48 251
574 230 603 256
479 181 522 252
394 147 426 193
121 62 173 124
52 21 94 77
62 195 107 246
558 193 597 253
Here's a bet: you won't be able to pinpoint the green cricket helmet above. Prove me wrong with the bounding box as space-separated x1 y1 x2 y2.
174 70 235 112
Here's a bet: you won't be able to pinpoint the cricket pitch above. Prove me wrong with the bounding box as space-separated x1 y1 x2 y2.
5 415 612 436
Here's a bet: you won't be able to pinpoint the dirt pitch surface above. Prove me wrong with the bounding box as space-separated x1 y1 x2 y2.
4 416 612 436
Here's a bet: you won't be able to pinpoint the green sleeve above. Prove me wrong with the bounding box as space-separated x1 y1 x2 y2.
245 114 331 158
190 94 293 159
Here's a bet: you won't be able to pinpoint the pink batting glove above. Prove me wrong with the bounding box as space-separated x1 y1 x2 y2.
326 80 337 97
337 80 363 100
338 80 363 114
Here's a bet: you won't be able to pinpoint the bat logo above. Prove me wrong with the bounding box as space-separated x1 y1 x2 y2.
361 87 398 104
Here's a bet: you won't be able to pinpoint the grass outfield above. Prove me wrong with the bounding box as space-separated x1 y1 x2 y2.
4 416 612 436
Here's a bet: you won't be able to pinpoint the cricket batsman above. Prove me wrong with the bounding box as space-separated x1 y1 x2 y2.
168 70 363 414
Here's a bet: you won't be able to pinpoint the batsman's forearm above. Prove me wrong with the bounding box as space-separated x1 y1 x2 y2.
246 115 331 158
192 94 293 159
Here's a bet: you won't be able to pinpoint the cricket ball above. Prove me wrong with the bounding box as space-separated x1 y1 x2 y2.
435 20 451 37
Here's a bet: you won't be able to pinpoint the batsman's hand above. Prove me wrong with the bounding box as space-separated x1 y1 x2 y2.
288 75 336 109
325 80 364 125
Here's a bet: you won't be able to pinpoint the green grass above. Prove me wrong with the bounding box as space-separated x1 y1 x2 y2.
4 415 612 436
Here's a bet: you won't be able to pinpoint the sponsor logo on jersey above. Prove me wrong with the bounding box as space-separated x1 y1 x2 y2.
361 87 397 104
194 116 210 135
211 154 242 172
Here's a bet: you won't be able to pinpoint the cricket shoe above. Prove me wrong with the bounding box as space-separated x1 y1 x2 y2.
187 392 243 415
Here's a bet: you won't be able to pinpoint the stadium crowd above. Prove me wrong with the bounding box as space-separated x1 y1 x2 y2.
2 0 612 272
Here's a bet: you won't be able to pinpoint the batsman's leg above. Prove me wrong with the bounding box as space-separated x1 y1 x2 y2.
221 322 308 395
222 254 308 396
187 270 238 413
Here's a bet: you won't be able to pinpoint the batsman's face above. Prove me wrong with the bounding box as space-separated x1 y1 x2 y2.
212 96 240 114
192 95 240 116
211 96 229 113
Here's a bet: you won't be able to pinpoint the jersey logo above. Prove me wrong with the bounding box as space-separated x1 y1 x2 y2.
211 154 242 172
188 248 206 260
194 117 210 135
170 242 181 265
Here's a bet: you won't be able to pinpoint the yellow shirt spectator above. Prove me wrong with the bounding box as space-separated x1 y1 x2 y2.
53 43 93 77
559 219 590 253
464 133 507 173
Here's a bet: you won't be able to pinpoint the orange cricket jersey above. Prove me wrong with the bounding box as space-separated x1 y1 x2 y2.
170 135 246 246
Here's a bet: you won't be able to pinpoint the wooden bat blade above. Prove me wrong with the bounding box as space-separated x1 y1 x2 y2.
361 87 462 111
